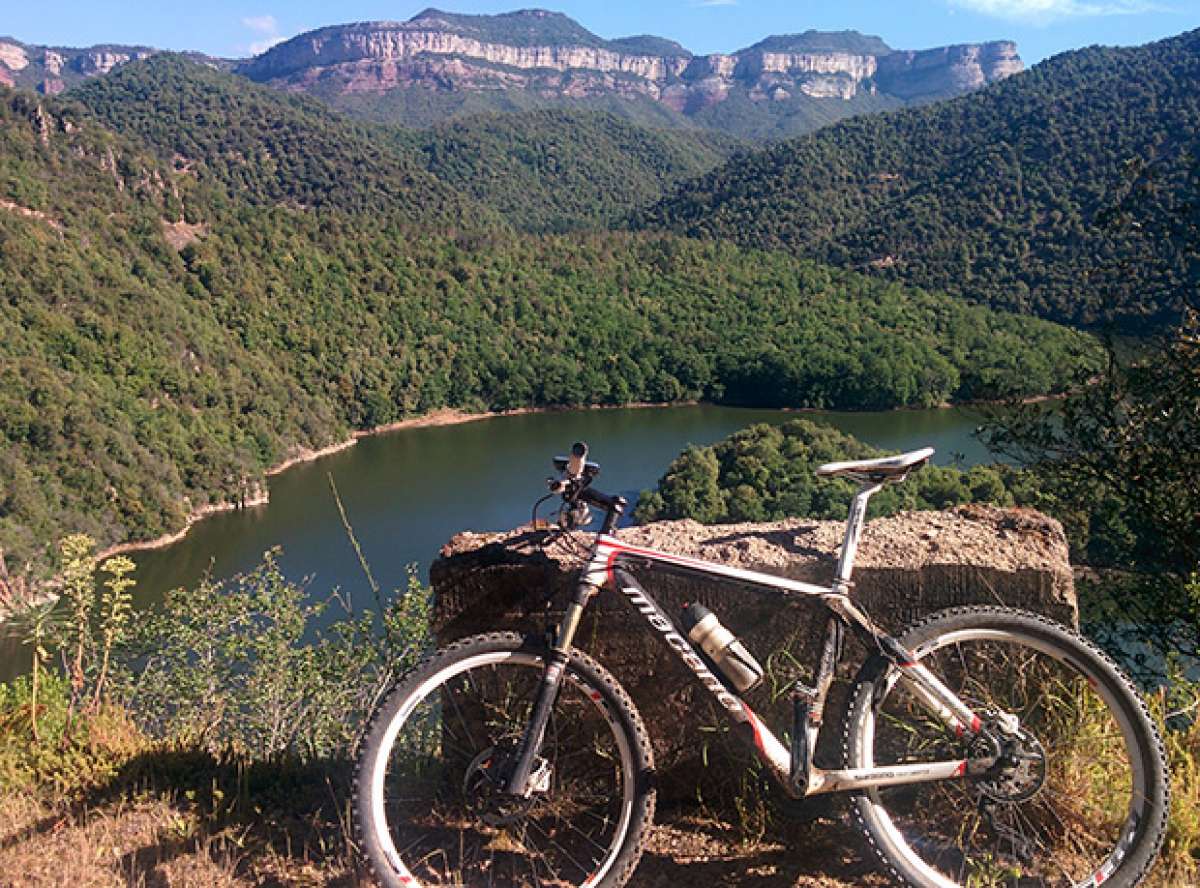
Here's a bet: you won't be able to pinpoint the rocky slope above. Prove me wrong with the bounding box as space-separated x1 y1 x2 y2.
237 8 1021 136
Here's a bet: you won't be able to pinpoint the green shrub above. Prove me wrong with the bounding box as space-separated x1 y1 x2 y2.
1151 672 1200 886
114 550 430 761
0 670 144 794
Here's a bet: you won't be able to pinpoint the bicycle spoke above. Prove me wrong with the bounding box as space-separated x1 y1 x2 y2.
854 615 1160 888
362 646 637 887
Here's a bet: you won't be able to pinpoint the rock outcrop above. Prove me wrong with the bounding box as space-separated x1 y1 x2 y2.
432 505 1074 800
0 43 29 72
238 9 1023 118
876 41 1022 100
0 40 187 94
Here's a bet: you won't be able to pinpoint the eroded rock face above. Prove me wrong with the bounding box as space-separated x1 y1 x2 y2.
0 42 29 71
42 50 65 75
877 41 1022 100
72 49 151 75
0 41 161 93
432 505 1074 799
239 17 1022 114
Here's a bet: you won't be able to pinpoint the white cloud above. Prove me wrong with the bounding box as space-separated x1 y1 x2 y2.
241 14 283 56
949 0 1161 23
241 15 278 34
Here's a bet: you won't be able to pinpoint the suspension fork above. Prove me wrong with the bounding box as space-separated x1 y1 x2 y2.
504 575 597 797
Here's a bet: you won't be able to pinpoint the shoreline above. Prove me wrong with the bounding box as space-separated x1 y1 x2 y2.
93 402 690 561
88 392 1054 562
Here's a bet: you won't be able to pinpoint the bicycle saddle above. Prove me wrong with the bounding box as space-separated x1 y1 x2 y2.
815 447 935 483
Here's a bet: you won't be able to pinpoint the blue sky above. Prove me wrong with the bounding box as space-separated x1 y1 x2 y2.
4 1 1197 64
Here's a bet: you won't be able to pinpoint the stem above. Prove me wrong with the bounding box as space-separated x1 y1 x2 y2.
92 642 111 711
327 473 384 617
30 650 40 743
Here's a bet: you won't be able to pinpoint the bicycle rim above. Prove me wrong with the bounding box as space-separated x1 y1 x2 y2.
851 622 1155 887
365 650 637 887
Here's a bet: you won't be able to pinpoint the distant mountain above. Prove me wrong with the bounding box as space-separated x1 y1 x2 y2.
236 8 1021 139
638 29 1200 327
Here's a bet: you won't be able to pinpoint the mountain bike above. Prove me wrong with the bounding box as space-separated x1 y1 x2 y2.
354 442 1169 888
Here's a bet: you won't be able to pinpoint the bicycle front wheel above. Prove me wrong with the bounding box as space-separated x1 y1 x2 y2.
844 607 1168 888
354 632 655 888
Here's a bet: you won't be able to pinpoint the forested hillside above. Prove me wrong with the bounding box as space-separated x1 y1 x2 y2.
0 80 1097 568
405 110 742 231
72 56 738 232
70 55 489 224
639 29 1200 327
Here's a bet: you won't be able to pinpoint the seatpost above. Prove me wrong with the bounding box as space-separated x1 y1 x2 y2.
834 482 883 588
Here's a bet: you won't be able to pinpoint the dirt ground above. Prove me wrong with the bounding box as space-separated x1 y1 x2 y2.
0 789 887 887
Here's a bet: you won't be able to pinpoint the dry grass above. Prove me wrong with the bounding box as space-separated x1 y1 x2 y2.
0 772 360 883
0 788 889 888
1151 684 1200 888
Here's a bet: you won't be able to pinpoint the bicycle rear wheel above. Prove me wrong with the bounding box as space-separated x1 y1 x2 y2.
844 607 1168 888
354 632 655 888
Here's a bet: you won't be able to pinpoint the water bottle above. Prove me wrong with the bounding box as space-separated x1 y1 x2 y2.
680 603 765 693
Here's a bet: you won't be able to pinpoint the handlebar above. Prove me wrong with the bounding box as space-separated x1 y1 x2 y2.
546 441 627 533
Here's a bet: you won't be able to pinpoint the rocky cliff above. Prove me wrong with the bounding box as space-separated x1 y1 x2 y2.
238 9 1022 131
0 39 158 95
0 39 233 96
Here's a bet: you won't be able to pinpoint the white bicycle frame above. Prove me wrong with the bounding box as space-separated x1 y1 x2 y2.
540 481 998 798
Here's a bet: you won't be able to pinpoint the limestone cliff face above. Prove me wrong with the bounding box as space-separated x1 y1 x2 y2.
0 42 29 72
877 41 1022 100
0 40 158 94
238 13 1023 114
244 26 692 84
74 48 152 75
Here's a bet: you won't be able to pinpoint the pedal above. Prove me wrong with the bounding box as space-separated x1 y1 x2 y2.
527 757 552 796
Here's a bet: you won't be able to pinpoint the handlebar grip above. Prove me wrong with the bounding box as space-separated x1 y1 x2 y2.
567 441 588 477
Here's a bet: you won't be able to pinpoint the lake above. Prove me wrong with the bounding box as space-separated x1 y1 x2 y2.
0 403 1000 681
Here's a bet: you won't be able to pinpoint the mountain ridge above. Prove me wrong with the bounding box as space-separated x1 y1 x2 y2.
234 8 1021 137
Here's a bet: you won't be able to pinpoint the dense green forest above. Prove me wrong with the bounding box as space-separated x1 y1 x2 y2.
309 84 698 134
635 419 1030 526
639 28 1200 327
68 56 491 224
404 110 742 232
686 89 905 143
0 70 1097 569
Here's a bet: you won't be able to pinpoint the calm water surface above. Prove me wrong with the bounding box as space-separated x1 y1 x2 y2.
0 404 998 680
